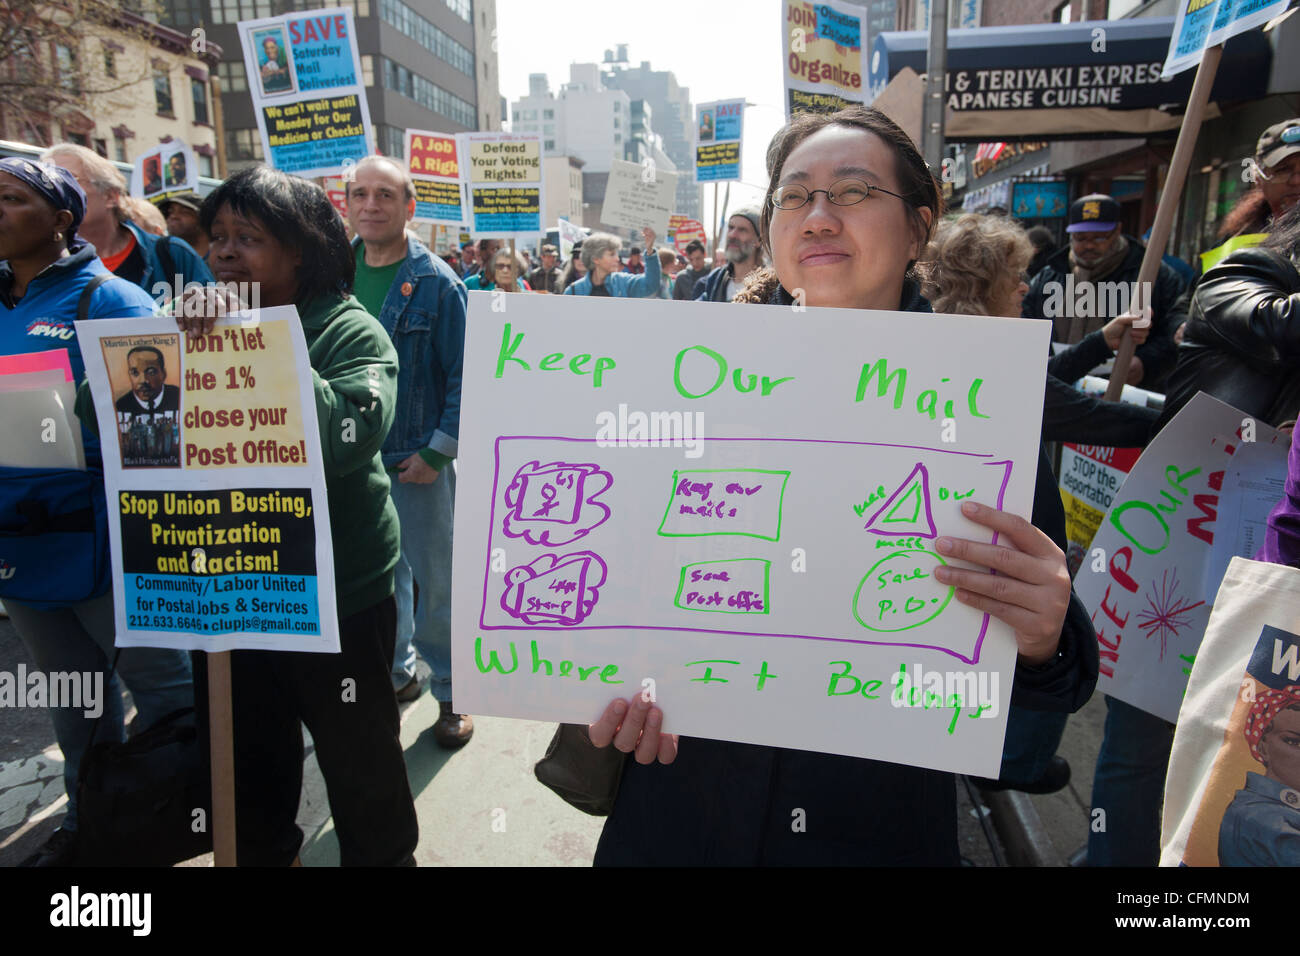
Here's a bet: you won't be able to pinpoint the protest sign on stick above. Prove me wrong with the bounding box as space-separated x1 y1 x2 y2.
463 132 545 238
406 129 466 226
237 7 374 178
694 99 744 184
452 293 1052 777
601 158 678 237
77 308 339 865
1108 2 1288 397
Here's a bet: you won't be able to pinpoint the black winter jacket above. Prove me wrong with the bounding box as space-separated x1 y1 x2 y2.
1022 238 1186 392
594 278 1100 866
1043 330 1159 447
1159 247 1300 431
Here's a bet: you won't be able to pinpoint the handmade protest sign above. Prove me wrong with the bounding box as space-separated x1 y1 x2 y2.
694 99 744 184
237 7 373 178
781 0 870 116
130 141 198 206
601 158 678 237
451 293 1051 776
1074 393 1278 723
406 129 466 226
463 132 544 237
1162 0 1290 78
75 308 338 653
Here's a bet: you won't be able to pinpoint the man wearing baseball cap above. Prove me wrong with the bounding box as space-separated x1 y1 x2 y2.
159 193 207 260
1022 192 1186 391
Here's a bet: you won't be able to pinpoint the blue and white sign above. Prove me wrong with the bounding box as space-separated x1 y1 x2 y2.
1162 0 1290 78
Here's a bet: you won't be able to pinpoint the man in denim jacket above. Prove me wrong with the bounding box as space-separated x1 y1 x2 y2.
347 156 472 747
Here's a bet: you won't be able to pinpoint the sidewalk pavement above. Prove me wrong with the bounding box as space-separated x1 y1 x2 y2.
980 688 1107 867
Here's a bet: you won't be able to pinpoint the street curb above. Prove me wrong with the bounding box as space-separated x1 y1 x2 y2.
981 788 1066 867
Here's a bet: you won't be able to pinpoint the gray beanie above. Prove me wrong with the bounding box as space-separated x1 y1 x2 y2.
729 205 762 237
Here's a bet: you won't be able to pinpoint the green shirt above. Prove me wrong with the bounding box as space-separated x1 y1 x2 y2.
352 245 404 320
299 292 400 619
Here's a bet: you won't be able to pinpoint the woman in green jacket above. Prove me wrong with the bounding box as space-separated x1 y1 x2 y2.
177 165 417 866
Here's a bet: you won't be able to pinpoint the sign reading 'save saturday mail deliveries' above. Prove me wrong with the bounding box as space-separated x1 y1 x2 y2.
452 293 1051 776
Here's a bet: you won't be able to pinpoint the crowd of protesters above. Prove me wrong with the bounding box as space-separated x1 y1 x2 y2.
4 106 1300 867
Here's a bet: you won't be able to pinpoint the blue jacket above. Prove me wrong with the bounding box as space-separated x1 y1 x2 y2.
0 243 158 459
123 218 213 302
563 250 660 297
692 263 743 302
351 234 466 469
0 244 157 608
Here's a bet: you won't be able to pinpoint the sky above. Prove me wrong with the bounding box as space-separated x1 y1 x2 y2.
494 0 791 236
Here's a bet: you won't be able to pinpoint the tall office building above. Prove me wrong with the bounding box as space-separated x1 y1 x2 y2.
600 47 701 221
158 0 500 171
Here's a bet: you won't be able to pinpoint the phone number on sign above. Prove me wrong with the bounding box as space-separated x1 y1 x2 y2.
127 614 319 633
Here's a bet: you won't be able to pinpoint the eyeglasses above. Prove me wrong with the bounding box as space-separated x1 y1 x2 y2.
770 178 906 210
1069 230 1116 245
494 263 514 270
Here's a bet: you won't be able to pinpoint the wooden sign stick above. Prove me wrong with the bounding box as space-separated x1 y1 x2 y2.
207 650 237 866
1105 44 1223 401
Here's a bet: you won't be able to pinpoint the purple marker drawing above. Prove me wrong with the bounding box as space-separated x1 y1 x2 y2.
864 462 937 539
481 437 1018 664
500 551 608 626
502 460 612 546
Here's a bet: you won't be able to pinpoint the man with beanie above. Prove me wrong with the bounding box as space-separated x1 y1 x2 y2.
693 206 764 302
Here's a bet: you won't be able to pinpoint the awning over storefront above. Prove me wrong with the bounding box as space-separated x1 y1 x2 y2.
869 16 1271 141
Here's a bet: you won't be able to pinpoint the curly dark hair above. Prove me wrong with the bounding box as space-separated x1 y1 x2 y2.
199 164 353 302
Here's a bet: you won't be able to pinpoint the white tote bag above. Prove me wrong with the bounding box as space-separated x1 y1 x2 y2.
1161 557 1300 866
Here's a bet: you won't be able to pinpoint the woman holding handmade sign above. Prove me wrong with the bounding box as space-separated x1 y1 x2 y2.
175 165 418 866
585 108 1098 865
0 157 194 867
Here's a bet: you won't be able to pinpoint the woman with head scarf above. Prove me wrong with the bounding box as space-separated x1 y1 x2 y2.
174 164 418 866
581 108 1098 865
1219 686 1300 865
0 157 194 866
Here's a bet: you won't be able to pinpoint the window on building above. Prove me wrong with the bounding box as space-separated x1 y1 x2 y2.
379 57 476 128
379 0 475 76
217 61 247 94
199 153 214 177
212 0 273 25
66 130 89 147
56 44 78 91
614 133 621 143
544 109 554 119
376 125 405 157
613 117 619 129
226 128 263 161
103 46 117 78
1107 0 1141 16
544 140 555 151
192 79 209 124
361 54 375 86
93 138 108 157
1054 1 1070 23
161 0 205 30
154 69 174 115
444 0 470 20
113 134 129 162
